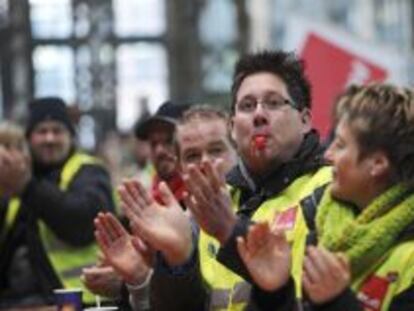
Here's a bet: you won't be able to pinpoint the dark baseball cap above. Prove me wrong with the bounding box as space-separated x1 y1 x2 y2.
134 101 189 139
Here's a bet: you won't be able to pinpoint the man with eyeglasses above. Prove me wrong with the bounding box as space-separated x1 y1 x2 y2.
120 50 332 310
182 50 332 310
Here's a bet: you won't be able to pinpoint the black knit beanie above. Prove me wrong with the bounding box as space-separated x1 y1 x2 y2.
26 97 75 136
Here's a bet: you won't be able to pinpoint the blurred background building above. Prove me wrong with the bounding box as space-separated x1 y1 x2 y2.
0 0 413 149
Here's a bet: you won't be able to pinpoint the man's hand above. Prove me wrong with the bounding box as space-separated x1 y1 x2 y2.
119 179 193 267
303 247 351 304
94 212 151 286
0 147 31 196
183 160 237 245
237 222 291 291
81 265 122 298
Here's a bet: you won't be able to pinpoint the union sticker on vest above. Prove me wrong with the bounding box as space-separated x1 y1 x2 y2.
273 206 298 231
357 274 395 311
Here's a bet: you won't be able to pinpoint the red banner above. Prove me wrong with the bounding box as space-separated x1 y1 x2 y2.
301 33 388 138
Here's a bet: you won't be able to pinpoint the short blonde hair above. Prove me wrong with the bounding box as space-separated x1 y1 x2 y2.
0 121 28 152
334 83 414 184
175 104 233 156
180 104 228 124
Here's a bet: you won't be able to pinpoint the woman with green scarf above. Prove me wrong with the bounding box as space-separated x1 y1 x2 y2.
237 83 414 311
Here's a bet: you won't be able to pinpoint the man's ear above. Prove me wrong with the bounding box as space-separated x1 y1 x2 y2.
228 117 237 145
369 151 390 178
300 108 312 133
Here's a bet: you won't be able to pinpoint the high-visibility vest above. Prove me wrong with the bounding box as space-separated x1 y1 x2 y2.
299 186 414 311
351 241 414 311
2 152 102 303
198 166 332 310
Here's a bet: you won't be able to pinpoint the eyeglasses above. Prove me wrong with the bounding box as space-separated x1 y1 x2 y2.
235 94 296 113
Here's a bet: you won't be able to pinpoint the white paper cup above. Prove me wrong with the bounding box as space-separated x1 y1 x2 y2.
83 308 118 311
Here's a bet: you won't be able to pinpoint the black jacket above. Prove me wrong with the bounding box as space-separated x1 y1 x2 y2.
0 151 115 308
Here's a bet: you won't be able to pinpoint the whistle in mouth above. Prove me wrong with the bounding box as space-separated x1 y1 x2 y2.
253 135 266 150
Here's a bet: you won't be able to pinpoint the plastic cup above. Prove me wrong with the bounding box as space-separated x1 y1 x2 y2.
83 308 118 311
54 288 83 311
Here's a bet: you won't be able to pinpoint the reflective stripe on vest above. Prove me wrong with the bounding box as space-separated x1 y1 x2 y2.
59 152 99 191
209 282 251 311
352 241 414 311
4 152 101 303
199 166 332 310
1 198 21 242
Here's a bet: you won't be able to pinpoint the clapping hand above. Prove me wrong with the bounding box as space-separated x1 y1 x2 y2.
237 222 291 291
94 212 151 286
303 246 351 304
0 147 31 196
119 179 193 267
183 160 237 245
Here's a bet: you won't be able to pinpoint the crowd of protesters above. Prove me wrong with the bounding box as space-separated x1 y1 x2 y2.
1 49 414 311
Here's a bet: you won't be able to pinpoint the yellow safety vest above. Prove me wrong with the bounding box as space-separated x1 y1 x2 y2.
2 198 20 238
199 166 332 310
2 152 102 303
351 241 414 311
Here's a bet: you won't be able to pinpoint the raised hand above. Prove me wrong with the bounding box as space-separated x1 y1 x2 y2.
237 222 291 291
183 160 237 244
81 265 122 298
94 212 151 285
119 179 193 267
0 147 31 196
303 246 351 304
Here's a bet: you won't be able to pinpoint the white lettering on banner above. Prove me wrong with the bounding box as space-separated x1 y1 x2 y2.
345 60 370 87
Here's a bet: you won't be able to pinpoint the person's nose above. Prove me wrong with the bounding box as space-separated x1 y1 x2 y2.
154 143 166 156
44 131 57 143
201 152 212 164
253 102 269 127
323 145 334 164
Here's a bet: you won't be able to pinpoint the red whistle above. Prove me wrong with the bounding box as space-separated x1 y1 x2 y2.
253 135 267 150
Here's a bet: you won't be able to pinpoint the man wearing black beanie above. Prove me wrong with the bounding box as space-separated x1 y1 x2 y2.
26 97 76 168
0 97 115 308
26 97 76 137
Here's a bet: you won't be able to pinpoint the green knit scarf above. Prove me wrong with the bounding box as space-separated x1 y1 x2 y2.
316 184 414 278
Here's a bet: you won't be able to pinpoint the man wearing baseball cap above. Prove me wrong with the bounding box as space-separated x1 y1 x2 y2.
0 97 115 308
81 101 188 310
135 101 189 204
